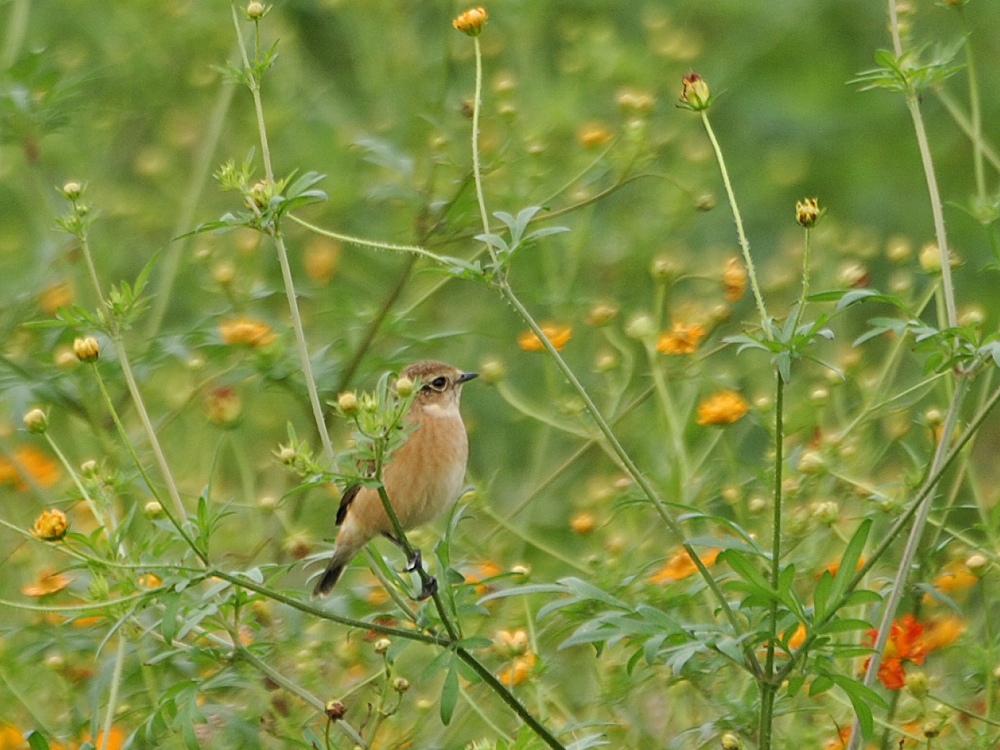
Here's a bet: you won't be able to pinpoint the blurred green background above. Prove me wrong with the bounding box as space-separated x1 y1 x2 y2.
2 0 1000 747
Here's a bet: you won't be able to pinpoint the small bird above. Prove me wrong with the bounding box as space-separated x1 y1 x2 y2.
312 360 477 598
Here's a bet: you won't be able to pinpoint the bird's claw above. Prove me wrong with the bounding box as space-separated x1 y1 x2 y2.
404 549 422 573
417 576 438 600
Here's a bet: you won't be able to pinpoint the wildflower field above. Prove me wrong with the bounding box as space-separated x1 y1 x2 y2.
3 1 1000 749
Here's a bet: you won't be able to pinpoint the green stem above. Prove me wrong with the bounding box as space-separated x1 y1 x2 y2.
455 648 566 750
90 362 206 562
146 77 235 339
44 433 110 532
791 228 811 335
206 568 446 644
759 375 784 750
958 8 986 205
374 486 460 642
699 111 769 334
644 342 691 490
884 1 956 329
470 36 498 268
288 215 451 264
777 378 1000 684
271 226 335 464
231 3 273 182
98 635 126 750
499 283 762 678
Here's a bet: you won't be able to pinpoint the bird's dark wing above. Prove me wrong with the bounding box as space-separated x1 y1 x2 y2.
335 484 361 526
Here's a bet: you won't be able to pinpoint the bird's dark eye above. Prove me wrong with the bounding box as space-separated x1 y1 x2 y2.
430 376 448 390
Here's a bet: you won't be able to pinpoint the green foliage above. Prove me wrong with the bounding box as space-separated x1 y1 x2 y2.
3 2 1000 750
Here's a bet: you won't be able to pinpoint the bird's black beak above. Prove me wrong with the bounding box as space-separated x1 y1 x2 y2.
457 371 479 384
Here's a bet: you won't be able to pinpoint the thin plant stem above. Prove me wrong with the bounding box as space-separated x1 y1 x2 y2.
935 89 1000 173
0 667 59 737
470 36 498 268
206 568 446 644
273 227 335 464
791 228 812 335
44 433 110 531
499 283 763 679
777 377 1000 684
288 215 451 264
231 3 273 182
886 0 957 329
699 111 769 333
89 363 203 560
112 348 192 526
455 647 566 750
759 375 784 750
958 7 986 205
147 77 235 339
644 342 691 490
846 377 969 750
98 635 126 750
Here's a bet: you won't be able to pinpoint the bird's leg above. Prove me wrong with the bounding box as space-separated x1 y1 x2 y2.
417 575 438 600
381 532 422 572
381 532 436 599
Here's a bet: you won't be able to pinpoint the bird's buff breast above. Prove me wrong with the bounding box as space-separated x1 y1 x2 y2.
381 408 468 529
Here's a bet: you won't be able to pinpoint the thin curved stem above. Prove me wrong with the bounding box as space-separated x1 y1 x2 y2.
700 111 769 334
272 227 335 464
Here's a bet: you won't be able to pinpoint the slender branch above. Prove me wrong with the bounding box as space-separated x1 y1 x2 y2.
776 376 1000 684
98 635 127 750
499 283 762 678
230 3 273 182
455 648 567 750
700 111 769 333
846 376 969 750
470 36 498 268
272 227 335 464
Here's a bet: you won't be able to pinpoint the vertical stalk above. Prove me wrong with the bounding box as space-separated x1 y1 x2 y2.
98 635 126 750
886 0 957 329
846 377 970 750
471 37 498 268
759 375 784 750
273 228 335 464
791 228 812 335
231 3 273 182
700 112 770 334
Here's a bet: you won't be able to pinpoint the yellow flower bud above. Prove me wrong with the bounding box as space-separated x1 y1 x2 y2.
32 509 69 541
337 392 359 415
395 377 414 398
23 408 49 434
795 198 820 228
452 7 487 37
73 337 100 362
679 72 711 111
61 181 83 200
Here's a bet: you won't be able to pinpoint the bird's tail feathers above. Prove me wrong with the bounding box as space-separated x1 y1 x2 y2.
312 547 353 597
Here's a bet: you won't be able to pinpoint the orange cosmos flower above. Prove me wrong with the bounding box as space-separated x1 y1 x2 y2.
218 316 276 347
648 547 720 584
32 508 68 541
452 6 487 36
722 256 747 302
0 446 61 490
498 651 536 686
696 391 749 425
465 560 504 594
518 323 571 352
917 615 964 653
21 570 72 597
864 615 927 690
656 322 705 355
931 560 977 596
